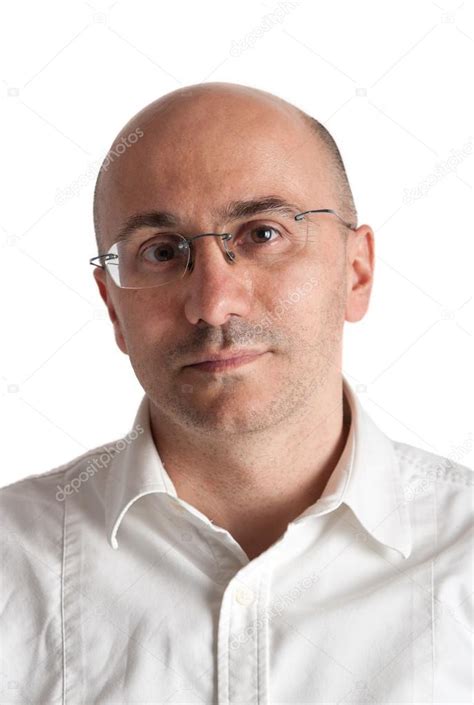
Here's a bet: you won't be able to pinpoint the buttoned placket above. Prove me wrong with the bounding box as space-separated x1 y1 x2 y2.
217 545 274 704
172 497 283 704
170 482 350 704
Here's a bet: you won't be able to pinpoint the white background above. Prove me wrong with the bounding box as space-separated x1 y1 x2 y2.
0 0 472 484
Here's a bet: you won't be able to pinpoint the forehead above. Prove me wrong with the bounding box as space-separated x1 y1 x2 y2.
99 104 333 246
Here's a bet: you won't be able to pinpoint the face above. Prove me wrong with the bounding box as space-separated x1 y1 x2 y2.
94 90 374 437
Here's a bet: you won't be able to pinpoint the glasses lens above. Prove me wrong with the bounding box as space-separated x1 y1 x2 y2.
105 234 189 288
224 209 309 267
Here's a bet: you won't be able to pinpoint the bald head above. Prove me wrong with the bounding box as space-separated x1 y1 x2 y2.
93 82 357 253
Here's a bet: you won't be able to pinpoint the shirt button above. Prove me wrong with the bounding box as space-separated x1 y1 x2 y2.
234 585 255 606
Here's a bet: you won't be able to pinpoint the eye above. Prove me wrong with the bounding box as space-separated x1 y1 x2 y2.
139 235 187 263
142 243 174 263
241 223 282 245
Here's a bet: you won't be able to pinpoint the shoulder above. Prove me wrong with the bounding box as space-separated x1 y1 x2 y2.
0 442 122 693
392 437 473 602
391 437 472 553
392 438 473 501
392 438 473 521
392 439 473 660
0 436 127 633
0 438 123 543
392 437 473 590
393 438 473 484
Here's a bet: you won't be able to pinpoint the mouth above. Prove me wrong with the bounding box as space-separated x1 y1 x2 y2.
184 351 269 373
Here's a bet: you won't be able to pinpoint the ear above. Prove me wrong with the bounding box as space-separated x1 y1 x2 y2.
92 267 128 355
344 224 375 323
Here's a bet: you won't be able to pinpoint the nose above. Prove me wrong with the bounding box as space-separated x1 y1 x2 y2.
182 234 254 327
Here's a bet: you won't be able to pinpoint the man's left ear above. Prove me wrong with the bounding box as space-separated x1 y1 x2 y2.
345 224 375 323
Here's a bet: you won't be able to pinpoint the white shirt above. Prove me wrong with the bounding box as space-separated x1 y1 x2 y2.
1 375 472 704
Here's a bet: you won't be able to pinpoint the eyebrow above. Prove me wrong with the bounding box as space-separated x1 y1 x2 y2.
113 195 303 244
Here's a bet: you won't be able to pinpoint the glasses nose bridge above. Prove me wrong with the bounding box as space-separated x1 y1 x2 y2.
186 231 236 266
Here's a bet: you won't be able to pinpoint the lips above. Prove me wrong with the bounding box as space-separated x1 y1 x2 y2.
186 351 267 372
184 348 268 366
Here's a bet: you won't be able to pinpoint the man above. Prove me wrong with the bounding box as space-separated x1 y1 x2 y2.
1 82 472 703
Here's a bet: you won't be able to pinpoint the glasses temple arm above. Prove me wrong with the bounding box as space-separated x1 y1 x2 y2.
295 209 357 230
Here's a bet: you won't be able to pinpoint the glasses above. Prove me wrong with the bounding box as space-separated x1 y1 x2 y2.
89 208 357 290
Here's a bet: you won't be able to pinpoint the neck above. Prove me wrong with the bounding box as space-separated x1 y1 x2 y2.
148 375 350 560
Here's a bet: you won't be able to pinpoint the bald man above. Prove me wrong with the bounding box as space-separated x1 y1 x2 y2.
1 82 472 703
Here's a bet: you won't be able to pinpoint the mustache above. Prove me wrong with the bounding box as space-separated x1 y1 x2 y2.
165 321 283 366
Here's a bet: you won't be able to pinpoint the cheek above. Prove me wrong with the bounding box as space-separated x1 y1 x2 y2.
116 292 173 351
270 257 345 334
249 265 317 347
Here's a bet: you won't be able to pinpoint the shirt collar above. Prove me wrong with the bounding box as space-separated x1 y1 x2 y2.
105 376 412 559
104 394 177 549
312 377 412 559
